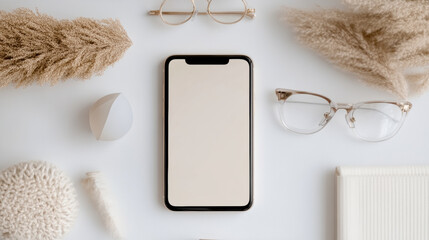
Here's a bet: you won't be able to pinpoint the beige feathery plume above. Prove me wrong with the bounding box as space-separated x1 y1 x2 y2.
344 0 429 19
284 9 409 98
82 172 123 240
0 8 132 88
283 0 429 99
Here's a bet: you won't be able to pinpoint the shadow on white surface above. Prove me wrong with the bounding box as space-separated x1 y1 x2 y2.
157 59 167 209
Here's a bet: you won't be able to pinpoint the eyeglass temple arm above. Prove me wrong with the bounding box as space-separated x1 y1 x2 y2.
148 9 256 18
283 101 401 123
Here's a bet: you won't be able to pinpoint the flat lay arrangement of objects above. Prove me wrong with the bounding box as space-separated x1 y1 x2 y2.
0 0 428 239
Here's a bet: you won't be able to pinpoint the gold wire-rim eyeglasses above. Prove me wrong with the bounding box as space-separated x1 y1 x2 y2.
148 0 256 25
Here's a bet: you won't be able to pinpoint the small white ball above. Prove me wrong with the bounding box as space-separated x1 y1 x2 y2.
89 93 133 141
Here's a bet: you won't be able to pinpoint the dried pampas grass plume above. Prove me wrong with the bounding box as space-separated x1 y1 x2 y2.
82 172 123 240
0 8 132 88
283 0 429 99
344 0 429 19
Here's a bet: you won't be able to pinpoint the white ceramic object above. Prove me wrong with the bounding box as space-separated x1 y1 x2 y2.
89 93 133 141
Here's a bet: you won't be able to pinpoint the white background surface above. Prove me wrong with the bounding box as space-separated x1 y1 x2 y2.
0 0 428 240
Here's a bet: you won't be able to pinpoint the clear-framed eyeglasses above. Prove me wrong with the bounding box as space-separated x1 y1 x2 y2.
275 89 413 142
148 0 255 25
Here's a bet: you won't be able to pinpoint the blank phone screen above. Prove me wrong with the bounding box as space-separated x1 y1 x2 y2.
166 57 252 208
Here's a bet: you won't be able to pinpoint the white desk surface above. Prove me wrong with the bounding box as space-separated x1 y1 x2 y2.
1 0 428 239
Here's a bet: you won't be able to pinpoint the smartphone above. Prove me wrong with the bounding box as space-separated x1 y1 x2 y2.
164 55 253 211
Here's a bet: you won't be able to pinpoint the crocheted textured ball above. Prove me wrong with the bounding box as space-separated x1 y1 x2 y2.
0 161 78 240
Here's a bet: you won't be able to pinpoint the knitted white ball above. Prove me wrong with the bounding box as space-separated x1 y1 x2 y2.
0 161 78 240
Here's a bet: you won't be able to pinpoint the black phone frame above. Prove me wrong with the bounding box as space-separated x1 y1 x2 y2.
164 55 254 211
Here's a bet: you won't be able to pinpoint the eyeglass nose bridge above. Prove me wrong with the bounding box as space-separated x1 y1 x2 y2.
332 103 356 128
333 103 353 111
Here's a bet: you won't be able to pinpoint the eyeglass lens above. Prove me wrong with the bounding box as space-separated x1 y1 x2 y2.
278 93 331 134
208 0 247 24
350 103 404 141
160 0 195 25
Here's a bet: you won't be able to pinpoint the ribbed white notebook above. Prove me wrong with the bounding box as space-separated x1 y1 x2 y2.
337 166 429 240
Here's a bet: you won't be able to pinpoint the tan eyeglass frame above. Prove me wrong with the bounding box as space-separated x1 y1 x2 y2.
275 88 413 141
275 89 412 113
148 0 256 25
